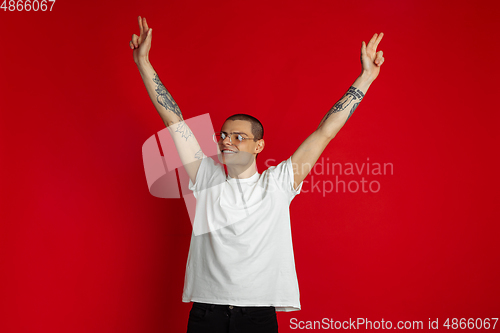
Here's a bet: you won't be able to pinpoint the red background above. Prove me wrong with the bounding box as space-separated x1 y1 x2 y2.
1 0 499 332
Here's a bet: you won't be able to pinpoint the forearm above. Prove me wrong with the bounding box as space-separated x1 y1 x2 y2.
317 72 374 139
136 59 184 127
136 59 204 182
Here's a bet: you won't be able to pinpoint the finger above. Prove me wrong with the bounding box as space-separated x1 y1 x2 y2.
375 51 383 64
374 32 384 49
377 56 385 66
143 17 149 32
367 33 378 50
138 16 144 36
144 28 152 43
361 41 367 56
132 34 139 48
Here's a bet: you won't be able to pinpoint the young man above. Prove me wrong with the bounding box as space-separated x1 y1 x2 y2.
130 16 384 333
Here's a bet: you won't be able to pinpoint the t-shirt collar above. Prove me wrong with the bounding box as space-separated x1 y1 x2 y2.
226 170 260 183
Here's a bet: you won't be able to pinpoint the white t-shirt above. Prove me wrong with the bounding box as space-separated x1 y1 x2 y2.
182 154 303 312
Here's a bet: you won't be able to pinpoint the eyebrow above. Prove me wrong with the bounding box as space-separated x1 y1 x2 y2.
221 131 249 136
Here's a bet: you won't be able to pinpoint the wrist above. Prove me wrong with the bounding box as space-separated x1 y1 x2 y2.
359 71 376 83
352 72 374 93
135 57 151 68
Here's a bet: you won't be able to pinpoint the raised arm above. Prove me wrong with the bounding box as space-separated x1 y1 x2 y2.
291 33 385 190
130 16 203 184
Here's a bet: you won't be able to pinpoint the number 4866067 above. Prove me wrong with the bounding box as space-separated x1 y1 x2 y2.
1 0 56 11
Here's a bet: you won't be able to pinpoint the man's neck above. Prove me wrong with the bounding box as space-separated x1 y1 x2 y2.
226 160 258 179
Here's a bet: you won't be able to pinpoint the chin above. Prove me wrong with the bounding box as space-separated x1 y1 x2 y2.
217 152 232 165
218 152 243 165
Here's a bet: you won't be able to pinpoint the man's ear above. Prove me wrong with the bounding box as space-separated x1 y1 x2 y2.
255 139 265 154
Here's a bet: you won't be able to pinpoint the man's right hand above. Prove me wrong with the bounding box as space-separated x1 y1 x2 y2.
130 16 152 65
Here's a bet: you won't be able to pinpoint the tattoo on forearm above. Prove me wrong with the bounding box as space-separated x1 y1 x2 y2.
152 73 183 120
322 86 365 124
347 102 360 121
194 149 203 160
174 121 193 141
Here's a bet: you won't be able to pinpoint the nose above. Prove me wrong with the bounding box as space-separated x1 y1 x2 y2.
219 136 235 151
222 135 233 145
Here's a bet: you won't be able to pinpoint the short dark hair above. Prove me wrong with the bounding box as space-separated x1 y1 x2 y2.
225 114 264 140
224 114 264 158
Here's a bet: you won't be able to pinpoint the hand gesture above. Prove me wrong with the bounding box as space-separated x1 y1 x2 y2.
361 32 385 81
130 16 152 65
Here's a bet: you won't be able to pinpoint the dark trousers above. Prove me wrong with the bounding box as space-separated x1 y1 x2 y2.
187 302 279 333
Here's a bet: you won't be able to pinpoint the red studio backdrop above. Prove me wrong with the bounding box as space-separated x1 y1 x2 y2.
1 0 499 332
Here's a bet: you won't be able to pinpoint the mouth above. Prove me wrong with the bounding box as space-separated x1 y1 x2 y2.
221 149 237 154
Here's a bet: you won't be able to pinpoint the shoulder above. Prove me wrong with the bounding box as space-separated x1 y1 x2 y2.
263 156 293 174
188 153 226 191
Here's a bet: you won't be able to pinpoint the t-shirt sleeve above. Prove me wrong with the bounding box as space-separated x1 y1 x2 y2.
268 156 303 198
188 153 225 198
